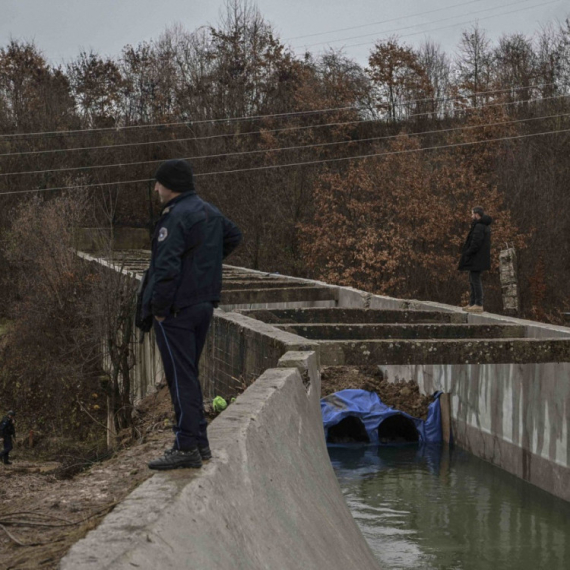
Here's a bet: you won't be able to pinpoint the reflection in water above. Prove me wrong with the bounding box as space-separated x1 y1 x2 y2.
329 445 570 570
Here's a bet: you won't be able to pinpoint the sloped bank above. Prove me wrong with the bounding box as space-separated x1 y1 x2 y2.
60 351 380 570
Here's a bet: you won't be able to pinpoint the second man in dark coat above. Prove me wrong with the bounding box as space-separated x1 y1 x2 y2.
458 206 492 313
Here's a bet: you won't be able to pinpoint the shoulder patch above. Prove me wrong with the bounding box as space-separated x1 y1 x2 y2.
158 227 168 242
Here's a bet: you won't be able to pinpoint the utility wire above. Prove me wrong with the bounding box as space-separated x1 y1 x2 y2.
0 85 563 158
339 0 561 50
2 110 569 178
0 105 352 140
295 0 536 49
0 59 557 142
285 0 485 40
193 127 570 177
0 126 568 196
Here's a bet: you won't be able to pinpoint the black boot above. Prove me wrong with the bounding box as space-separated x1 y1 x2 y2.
148 448 202 470
198 445 212 460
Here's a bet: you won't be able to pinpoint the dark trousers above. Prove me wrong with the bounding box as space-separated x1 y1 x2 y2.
154 302 214 451
0 437 13 462
469 271 484 306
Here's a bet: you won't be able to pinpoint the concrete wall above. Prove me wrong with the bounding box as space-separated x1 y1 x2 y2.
199 310 318 399
60 351 380 570
379 361 570 502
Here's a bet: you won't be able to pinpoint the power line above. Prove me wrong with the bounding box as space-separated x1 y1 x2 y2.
285 0 485 41
193 127 570 177
0 105 356 140
0 126 568 196
0 85 563 158
295 0 536 49
0 31 559 143
2 110 569 178
339 0 561 50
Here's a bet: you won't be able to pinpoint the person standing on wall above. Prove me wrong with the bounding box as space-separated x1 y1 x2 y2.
0 411 16 465
140 159 242 471
458 206 493 313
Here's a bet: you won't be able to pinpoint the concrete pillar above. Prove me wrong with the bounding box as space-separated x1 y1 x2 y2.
499 247 519 316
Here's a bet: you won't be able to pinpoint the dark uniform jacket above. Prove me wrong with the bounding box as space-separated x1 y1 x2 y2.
0 416 15 439
142 192 242 319
458 214 493 272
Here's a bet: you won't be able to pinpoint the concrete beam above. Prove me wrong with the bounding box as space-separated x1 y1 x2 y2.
319 338 570 366
222 280 312 291
274 323 527 340
240 308 468 324
220 287 338 306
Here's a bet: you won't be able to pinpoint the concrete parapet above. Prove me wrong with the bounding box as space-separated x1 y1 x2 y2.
275 323 527 340
60 352 380 570
220 286 338 307
467 313 570 339
241 308 468 324
319 338 570 366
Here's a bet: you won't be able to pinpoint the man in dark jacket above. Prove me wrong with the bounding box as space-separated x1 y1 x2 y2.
0 411 16 465
141 159 242 470
458 206 492 313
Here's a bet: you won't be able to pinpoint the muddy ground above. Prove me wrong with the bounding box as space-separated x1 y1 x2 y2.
321 366 432 420
0 385 193 570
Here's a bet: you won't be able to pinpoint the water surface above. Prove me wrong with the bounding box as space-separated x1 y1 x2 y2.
329 445 570 570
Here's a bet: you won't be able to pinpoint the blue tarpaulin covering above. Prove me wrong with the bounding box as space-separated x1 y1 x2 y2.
321 389 442 445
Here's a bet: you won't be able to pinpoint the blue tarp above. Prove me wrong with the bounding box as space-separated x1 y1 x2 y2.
321 389 442 445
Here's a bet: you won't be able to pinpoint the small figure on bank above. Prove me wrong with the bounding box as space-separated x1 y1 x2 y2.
140 159 242 471
0 411 16 465
458 206 493 313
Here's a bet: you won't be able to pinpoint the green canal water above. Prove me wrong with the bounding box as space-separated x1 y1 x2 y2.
329 445 570 570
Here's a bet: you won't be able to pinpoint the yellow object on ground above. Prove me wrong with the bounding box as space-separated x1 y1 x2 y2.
213 396 227 413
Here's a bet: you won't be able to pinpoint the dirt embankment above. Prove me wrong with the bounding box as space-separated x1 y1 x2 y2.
0 386 177 570
321 366 432 420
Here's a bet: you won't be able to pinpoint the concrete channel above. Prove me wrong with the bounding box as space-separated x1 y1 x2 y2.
62 252 570 568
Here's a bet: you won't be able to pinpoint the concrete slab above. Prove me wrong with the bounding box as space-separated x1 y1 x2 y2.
240 308 468 324
220 287 338 306
274 323 527 340
318 338 570 366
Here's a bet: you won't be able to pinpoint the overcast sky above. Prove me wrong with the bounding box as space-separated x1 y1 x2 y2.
0 0 568 66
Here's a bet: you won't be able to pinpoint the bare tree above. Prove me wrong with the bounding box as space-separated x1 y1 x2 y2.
455 25 494 107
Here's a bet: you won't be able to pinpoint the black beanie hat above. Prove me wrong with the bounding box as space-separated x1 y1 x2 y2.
155 159 195 193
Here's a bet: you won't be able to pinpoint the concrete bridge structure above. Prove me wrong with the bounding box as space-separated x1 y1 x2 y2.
62 251 570 569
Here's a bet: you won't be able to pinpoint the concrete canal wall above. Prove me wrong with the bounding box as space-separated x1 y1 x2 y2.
63 253 570 568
